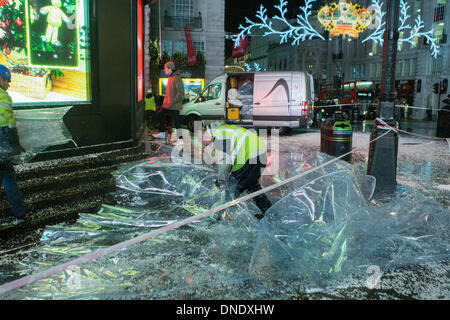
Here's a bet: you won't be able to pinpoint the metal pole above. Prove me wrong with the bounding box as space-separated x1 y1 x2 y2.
158 0 161 58
367 0 400 199
438 80 441 111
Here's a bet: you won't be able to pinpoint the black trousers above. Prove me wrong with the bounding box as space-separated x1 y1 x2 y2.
158 109 181 132
230 156 272 215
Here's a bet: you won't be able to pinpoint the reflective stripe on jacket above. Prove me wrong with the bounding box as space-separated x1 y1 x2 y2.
212 124 265 172
0 89 15 127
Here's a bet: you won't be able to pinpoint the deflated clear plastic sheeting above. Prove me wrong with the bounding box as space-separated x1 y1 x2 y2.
0 150 449 299
13 106 74 163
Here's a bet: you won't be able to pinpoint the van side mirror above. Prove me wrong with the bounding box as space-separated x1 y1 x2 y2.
197 96 205 103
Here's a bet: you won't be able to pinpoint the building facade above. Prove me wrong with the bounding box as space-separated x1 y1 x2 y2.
149 0 225 84
245 0 449 120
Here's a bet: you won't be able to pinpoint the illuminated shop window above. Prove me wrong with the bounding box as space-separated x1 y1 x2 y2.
433 22 446 44
371 41 377 55
1 0 92 106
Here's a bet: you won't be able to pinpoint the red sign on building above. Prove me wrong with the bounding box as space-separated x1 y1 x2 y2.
232 35 248 58
184 26 197 66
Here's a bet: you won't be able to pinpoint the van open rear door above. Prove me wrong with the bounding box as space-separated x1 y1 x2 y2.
226 73 255 125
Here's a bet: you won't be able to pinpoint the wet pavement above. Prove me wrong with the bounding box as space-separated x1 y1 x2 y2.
0 119 448 300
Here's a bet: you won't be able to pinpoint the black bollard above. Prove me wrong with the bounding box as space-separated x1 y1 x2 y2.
436 95 450 138
351 107 360 124
367 120 399 197
368 0 400 199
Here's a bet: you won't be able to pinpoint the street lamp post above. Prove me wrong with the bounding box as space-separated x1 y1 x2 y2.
367 0 400 199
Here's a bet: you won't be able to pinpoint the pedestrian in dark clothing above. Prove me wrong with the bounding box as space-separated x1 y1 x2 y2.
316 111 323 128
152 61 185 141
0 64 26 225
394 106 402 129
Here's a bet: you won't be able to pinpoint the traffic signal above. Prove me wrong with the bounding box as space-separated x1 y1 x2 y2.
443 94 450 108
441 78 448 94
432 83 439 94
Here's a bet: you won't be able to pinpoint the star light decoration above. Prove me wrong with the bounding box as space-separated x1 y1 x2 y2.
233 0 439 59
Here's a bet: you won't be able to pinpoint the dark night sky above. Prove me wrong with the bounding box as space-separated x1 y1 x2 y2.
225 0 304 33
224 0 317 57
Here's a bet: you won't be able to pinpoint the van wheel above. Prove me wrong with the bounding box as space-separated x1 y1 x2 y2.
187 115 200 132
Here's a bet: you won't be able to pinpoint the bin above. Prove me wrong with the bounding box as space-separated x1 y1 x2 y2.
320 117 353 162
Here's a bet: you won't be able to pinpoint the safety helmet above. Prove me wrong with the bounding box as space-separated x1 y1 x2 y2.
0 64 11 82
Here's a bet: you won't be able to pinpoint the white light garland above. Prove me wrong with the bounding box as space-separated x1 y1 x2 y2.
245 62 265 72
234 0 324 48
363 0 439 58
235 0 439 58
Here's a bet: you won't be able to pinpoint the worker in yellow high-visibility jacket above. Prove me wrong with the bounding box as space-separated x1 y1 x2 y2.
206 123 272 219
0 64 27 225
145 89 156 112
145 89 156 129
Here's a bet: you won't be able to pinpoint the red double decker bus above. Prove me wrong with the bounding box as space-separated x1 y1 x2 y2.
341 80 376 105
317 80 376 120
317 83 340 105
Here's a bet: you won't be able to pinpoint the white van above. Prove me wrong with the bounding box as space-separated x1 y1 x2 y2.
180 72 314 134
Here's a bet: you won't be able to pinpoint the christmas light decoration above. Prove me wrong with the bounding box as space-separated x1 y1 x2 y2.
397 0 439 58
245 62 265 72
317 1 373 39
233 0 324 48
235 0 439 58
362 0 385 45
362 0 439 58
